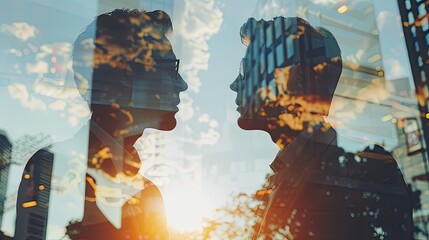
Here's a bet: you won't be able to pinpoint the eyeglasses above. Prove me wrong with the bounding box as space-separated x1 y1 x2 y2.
153 58 180 80
127 58 180 80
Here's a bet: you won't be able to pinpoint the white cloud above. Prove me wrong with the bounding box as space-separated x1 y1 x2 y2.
68 101 91 119
177 0 223 93
26 61 49 74
7 83 46 111
34 83 81 100
8 83 28 100
27 43 72 77
313 0 341 5
184 124 194 134
9 48 22 57
195 113 221 145
198 113 210 123
384 59 406 79
199 128 220 145
377 11 391 31
0 22 38 41
355 49 364 61
49 100 66 111
209 119 219 128
177 93 194 121
37 43 72 59
328 79 391 129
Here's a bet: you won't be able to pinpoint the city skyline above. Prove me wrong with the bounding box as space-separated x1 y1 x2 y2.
0 0 421 238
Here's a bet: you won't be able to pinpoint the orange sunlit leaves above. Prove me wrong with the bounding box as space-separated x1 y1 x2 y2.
85 196 96 203
90 146 112 169
256 64 330 132
313 62 328 73
124 159 141 169
129 196 141 205
256 189 272 196
143 43 155 72
416 84 428 107
85 176 97 202
402 13 429 28
73 12 175 94
274 66 291 93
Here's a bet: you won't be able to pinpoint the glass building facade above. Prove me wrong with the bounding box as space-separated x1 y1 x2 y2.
0 0 426 239
398 0 429 237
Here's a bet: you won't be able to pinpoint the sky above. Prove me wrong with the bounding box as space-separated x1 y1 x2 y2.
0 0 417 238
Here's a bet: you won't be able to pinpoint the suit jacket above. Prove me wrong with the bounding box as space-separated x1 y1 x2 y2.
257 123 413 240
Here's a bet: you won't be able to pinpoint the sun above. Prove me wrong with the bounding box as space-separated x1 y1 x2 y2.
163 185 214 233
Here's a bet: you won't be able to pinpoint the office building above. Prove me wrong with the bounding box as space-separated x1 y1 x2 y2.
251 0 392 148
398 0 429 172
0 131 12 237
398 1 429 237
14 149 54 240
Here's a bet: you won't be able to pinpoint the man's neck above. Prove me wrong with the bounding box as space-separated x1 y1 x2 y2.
271 121 325 150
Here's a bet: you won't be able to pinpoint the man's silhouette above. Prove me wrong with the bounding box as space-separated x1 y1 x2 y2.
48 9 185 239
230 17 413 239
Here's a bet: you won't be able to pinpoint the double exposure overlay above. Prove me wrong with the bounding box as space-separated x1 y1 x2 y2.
0 0 428 239
230 16 412 239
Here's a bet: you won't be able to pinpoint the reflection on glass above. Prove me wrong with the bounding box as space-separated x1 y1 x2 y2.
0 0 426 239
229 16 413 239
8 8 188 240
68 9 187 240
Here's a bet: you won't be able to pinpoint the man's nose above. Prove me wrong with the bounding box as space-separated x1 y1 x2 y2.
177 74 188 92
230 75 239 92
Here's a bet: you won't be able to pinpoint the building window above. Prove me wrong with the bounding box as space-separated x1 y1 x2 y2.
253 37 259 59
418 3 426 16
267 51 274 74
415 41 420 52
422 18 428 31
274 17 282 39
260 52 266 74
418 56 423 67
276 44 284 66
408 11 415 24
254 63 259 86
286 36 294 59
266 24 273 47
405 0 411 10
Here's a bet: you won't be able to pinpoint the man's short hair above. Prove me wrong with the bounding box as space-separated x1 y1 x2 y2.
239 17 342 104
72 9 173 103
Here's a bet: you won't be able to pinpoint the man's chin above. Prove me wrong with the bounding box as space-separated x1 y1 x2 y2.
237 117 265 131
157 112 177 131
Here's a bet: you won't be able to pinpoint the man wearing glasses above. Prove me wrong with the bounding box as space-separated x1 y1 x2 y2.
17 9 188 240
